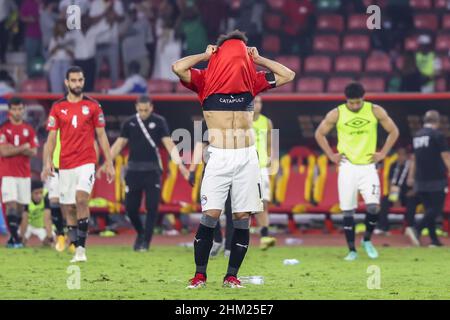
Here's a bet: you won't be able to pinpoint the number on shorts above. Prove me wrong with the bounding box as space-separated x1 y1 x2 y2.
372 184 380 196
72 115 78 128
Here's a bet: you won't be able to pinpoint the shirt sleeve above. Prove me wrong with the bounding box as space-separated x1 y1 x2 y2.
44 196 50 209
93 103 106 128
436 132 449 153
47 106 59 131
28 126 38 148
180 68 205 93
119 121 130 139
254 71 276 95
0 126 6 146
159 118 170 139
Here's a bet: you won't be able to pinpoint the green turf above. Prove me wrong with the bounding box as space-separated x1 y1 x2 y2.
0 245 449 300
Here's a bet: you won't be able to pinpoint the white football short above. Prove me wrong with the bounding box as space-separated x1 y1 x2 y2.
260 167 271 202
200 145 263 214
59 163 96 205
46 171 60 200
338 159 380 211
1 176 31 205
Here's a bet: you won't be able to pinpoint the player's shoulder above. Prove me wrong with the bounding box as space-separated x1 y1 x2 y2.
151 112 167 123
83 95 102 108
22 121 36 131
0 120 10 129
51 96 68 109
123 114 137 125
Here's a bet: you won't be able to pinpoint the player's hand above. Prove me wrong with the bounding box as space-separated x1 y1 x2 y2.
41 162 55 181
372 152 386 163
179 164 190 181
407 177 414 188
204 45 217 60
105 161 115 184
96 163 106 179
21 142 31 153
328 153 342 164
247 47 261 62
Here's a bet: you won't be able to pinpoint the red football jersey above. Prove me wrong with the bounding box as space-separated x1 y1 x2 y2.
47 96 105 170
181 39 273 104
0 120 38 178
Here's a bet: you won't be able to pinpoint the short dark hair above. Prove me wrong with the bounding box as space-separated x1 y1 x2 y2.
136 95 152 105
8 96 23 109
216 29 248 47
66 66 84 80
344 82 365 99
31 180 44 191
423 110 440 124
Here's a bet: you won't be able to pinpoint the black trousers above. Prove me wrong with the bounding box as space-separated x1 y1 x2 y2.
416 191 446 241
377 192 421 231
125 170 161 245
74 58 96 92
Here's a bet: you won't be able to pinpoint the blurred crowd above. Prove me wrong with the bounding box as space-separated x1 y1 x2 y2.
0 0 449 94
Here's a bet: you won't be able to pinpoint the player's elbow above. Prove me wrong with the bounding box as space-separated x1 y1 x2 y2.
286 69 296 82
171 62 182 77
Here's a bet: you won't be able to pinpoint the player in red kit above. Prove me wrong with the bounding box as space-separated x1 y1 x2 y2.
0 97 38 248
42 66 115 263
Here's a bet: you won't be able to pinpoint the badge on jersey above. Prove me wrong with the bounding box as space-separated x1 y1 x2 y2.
48 116 56 128
0 134 5 144
149 122 156 129
98 113 105 125
82 106 90 115
23 128 29 137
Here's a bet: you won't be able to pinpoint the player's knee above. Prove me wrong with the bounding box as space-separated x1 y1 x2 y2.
342 210 355 217
76 197 89 209
367 204 380 214
200 214 219 228
233 218 250 230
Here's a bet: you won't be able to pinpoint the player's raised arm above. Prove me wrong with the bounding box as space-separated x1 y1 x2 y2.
315 108 341 164
372 105 400 163
248 47 295 87
172 45 217 82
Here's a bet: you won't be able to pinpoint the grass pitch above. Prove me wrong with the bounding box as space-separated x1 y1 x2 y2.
0 245 449 300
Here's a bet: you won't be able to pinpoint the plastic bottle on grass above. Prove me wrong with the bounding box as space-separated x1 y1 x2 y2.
239 276 264 285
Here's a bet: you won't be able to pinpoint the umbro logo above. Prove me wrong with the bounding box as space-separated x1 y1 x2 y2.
194 238 200 243
344 117 370 129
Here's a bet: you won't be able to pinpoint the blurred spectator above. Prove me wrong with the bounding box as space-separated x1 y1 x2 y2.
59 0 91 15
400 52 430 92
0 69 16 95
315 0 341 12
375 147 420 235
152 0 182 81
107 61 147 94
234 0 264 48
121 2 151 77
281 0 315 56
177 0 208 56
197 0 228 43
65 13 111 92
20 0 43 75
415 35 442 93
46 19 74 93
0 0 18 64
40 0 59 57
89 0 125 87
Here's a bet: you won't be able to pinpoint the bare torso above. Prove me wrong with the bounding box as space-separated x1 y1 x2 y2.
203 110 255 149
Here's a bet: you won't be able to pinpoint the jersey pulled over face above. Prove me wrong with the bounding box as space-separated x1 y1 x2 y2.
47 96 105 170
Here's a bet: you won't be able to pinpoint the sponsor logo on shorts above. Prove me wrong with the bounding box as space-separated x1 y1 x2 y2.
200 195 207 206
82 106 90 115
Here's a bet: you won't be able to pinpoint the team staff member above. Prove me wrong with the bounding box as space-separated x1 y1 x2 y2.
0 97 38 248
407 110 450 247
173 30 295 288
315 83 399 261
99 95 188 252
43 66 115 263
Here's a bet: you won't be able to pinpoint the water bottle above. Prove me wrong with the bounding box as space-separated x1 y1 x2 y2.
285 238 303 245
283 259 299 265
239 276 264 285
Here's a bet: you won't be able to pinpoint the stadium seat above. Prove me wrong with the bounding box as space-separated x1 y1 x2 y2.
296 77 325 93
439 55 450 71
262 34 281 54
266 0 285 10
264 13 282 31
327 76 354 93
276 55 302 73
435 33 450 53
175 82 193 93
347 14 368 31
360 76 386 92
435 0 449 9
342 35 370 53
94 78 112 92
312 35 340 53
312 155 340 213
404 35 419 51
435 77 447 92
89 173 118 213
270 81 295 93
365 51 392 73
334 55 362 73
21 78 48 92
304 55 332 73
147 79 174 93
442 14 450 30
317 14 344 33
413 14 438 31
363 0 388 8
409 0 432 10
